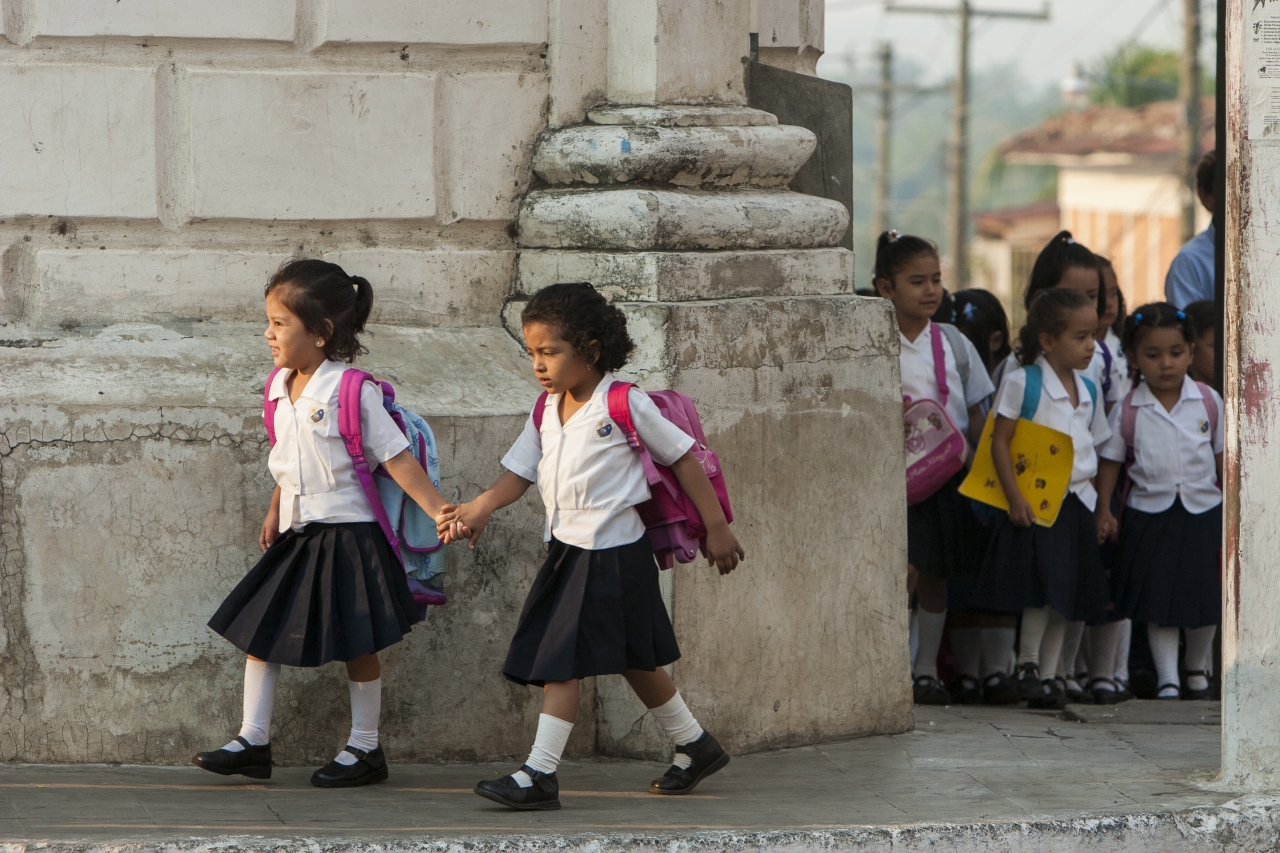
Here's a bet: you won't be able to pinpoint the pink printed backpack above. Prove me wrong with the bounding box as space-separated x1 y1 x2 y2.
532 382 734 569
903 324 968 505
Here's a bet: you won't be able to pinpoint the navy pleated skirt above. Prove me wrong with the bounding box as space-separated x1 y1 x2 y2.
208 522 420 667
503 534 681 687
908 472 987 581
1115 499 1221 628
977 493 1109 624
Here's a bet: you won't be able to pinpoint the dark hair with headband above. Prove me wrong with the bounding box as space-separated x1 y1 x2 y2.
1017 287 1094 367
265 259 374 363
873 230 939 285
953 288 1011 373
1121 301 1198 356
1023 230 1106 317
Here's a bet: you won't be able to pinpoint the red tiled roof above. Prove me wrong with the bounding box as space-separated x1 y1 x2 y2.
999 98 1215 162
973 201 1060 240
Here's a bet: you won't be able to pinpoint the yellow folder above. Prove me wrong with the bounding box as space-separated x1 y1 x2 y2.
959 412 1075 527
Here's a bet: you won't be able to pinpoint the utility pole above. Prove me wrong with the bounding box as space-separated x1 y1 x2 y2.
1178 0 1201 243
887 1 1050 287
852 43 947 238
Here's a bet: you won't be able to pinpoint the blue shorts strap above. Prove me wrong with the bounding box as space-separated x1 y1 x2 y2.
1020 365 1042 421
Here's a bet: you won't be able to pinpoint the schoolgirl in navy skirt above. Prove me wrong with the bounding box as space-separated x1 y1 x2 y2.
1095 302 1223 701
196 260 458 788
439 283 745 811
978 288 1112 710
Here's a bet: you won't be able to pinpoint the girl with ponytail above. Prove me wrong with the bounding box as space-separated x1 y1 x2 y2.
197 259 461 788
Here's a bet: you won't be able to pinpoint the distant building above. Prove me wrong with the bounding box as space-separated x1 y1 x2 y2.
992 98 1214 309
971 201 1062 326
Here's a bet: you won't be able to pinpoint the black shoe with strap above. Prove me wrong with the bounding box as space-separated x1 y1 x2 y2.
474 766 561 810
1027 678 1068 710
649 731 730 795
1182 671 1212 701
1014 662 1042 701
310 745 389 788
192 736 272 780
950 675 982 705
1087 677 1124 705
912 675 951 705
981 672 1022 706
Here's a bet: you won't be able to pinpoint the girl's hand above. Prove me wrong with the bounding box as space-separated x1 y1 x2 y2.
1095 509 1118 545
434 504 471 545
1007 496 1037 529
438 501 492 551
259 508 281 553
705 522 745 575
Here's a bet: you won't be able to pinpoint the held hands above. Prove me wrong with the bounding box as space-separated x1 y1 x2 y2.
705 522 745 575
437 501 492 551
1095 508 1118 545
1007 495 1037 529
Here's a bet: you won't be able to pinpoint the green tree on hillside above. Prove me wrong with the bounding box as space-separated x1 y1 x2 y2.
1088 43 1181 107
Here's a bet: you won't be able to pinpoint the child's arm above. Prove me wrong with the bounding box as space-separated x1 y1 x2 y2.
669 452 746 575
966 404 986 447
259 485 282 553
991 415 1035 528
1094 459 1123 544
382 450 454 520
437 470 534 550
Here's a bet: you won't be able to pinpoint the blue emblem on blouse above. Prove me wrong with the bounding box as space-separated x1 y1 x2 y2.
310 407 325 424
597 421 613 438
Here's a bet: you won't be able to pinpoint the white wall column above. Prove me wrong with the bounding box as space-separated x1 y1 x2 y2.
606 0 748 105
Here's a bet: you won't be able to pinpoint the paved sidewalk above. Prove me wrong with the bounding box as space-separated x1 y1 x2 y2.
0 702 1228 840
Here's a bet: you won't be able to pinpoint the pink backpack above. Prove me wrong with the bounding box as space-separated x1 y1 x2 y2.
903 324 968 505
263 367 447 612
531 382 734 569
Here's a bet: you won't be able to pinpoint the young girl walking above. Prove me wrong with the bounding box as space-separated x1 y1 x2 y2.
195 260 459 787
438 283 744 811
1094 303 1223 700
872 232 995 705
981 287 1111 710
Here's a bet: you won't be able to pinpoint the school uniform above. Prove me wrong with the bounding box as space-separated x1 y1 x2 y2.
901 322 995 580
209 359 420 667
980 356 1112 623
1098 377 1224 629
499 374 694 687
1094 330 1131 404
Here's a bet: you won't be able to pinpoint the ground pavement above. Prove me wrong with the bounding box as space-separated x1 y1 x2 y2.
1 701 1277 852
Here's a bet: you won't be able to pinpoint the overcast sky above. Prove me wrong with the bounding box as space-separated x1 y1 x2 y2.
818 0 1218 91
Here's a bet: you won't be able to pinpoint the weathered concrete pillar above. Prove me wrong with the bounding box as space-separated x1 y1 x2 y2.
519 0 910 757
1223 0 1280 790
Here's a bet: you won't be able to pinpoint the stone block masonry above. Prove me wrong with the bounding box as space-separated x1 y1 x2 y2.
0 0 910 767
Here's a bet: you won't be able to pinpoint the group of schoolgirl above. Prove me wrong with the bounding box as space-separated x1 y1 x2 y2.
193 260 744 812
877 229 1223 711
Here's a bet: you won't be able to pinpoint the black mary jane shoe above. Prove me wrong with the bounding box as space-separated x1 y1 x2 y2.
192 736 272 780
1088 677 1124 705
1026 678 1068 710
912 675 951 705
1014 662 1042 701
311 745 389 788
474 765 561 810
981 672 1022 706
950 675 982 705
1182 671 1212 701
649 731 730 795
1155 683 1182 701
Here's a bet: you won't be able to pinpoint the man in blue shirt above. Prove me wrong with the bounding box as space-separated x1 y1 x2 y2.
1164 151 1216 308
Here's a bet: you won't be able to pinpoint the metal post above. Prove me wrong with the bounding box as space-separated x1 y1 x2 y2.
874 42 893 238
1180 0 1202 244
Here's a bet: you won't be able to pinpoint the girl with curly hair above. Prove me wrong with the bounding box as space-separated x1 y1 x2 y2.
439 282 745 811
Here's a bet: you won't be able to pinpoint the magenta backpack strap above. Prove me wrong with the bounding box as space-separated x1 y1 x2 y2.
263 367 284 447
531 391 549 432
929 323 950 407
337 369 401 561
1120 388 1139 450
1196 382 1219 437
607 382 664 487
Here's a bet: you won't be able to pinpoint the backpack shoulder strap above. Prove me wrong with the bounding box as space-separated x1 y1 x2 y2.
1196 382 1220 437
337 369 401 560
531 391 550 432
606 381 664 487
1120 388 1139 449
928 323 950 407
1081 376 1099 426
1020 365 1042 421
263 367 284 447
938 324 971 398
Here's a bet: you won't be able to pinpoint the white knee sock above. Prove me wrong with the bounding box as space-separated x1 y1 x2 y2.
908 609 920 671
1038 610 1067 682
514 714 575 787
981 628 1016 678
950 628 982 679
1185 626 1217 691
650 691 705 769
1088 622 1122 690
1149 624 1181 697
224 659 280 751
334 678 381 765
914 609 947 679
1018 607 1051 667
1059 621 1085 680
1113 619 1132 682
